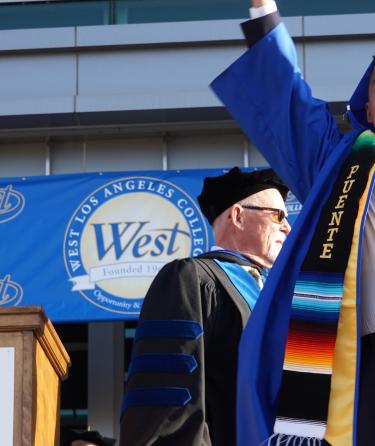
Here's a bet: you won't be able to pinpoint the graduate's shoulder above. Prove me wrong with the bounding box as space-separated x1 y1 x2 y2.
155 256 217 282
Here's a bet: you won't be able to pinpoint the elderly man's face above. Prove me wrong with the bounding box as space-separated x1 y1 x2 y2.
366 65 375 126
238 188 291 268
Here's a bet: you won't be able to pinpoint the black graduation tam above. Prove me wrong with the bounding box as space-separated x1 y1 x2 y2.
198 167 288 225
67 429 116 446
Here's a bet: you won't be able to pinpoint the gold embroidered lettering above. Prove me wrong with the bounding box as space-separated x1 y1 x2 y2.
329 211 344 226
320 243 334 259
320 163 360 259
326 227 339 242
347 165 360 180
342 179 355 194
335 194 348 209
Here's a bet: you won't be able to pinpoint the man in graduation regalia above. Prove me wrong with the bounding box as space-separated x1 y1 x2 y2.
119 167 290 445
211 1 375 445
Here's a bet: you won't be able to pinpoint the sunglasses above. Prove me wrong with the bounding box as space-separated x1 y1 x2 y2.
241 205 288 224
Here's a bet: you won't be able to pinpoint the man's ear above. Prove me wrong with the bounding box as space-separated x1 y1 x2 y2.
230 204 244 229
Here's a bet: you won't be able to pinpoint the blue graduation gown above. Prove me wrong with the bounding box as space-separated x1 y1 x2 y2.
211 22 374 446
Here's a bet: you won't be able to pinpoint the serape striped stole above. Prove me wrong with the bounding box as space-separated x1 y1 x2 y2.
272 131 375 445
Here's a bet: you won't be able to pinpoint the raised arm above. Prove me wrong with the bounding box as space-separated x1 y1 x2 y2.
211 1 342 203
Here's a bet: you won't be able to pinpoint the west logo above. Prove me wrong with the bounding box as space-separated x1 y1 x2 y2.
0 274 23 306
0 185 25 224
64 176 209 315
93 221 189 260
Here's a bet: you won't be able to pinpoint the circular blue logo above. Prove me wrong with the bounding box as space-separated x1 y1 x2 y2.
64 176 209 315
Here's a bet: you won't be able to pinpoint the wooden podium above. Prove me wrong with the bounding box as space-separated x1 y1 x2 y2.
0 306 70 446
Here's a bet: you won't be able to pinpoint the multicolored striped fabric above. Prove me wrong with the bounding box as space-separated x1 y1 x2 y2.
274 271 344 441
285 272 343 374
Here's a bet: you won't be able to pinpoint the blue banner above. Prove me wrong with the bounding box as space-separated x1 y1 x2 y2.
0 168 301 322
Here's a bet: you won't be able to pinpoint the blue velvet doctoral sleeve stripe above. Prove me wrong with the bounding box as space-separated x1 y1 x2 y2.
121 387 192 416
134 320 203 342
128 353 198 376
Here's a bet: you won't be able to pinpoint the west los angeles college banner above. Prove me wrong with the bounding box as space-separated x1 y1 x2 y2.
0 168 301 322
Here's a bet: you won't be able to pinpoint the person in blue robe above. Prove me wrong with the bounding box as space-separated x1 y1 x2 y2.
211 1 375 445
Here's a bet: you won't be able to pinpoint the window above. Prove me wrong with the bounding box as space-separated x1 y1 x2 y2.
1 0 374 31
0 1 110 30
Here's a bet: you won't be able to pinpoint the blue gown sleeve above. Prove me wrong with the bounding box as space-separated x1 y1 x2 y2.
211 23 343 204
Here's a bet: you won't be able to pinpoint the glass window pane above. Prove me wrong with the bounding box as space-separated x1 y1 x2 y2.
1 0 374 30
278 0 375 16
115 0 375 24
0 1 110 30
115 0 248 24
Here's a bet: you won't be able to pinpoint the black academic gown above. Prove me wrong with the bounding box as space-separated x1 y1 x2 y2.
120 252 262 446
